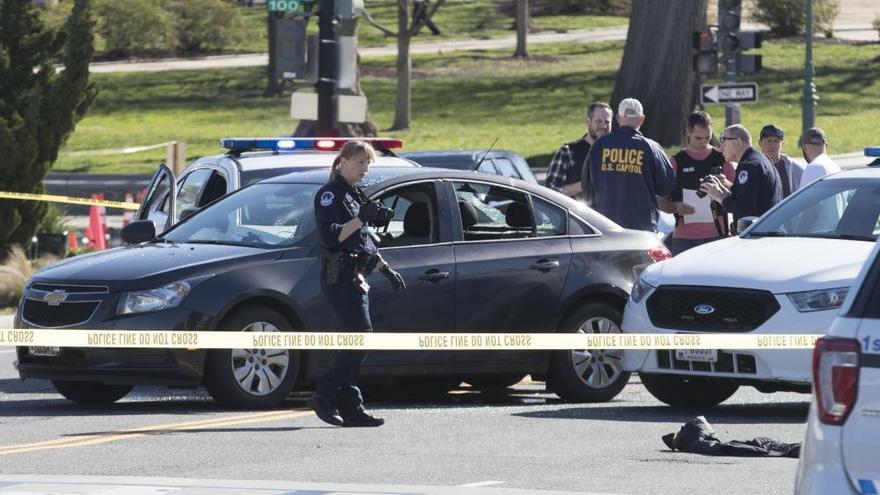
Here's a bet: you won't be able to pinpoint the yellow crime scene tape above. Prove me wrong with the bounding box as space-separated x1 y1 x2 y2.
0 329 822 350
0 191 140 210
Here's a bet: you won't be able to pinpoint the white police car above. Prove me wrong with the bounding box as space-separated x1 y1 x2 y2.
136 137 417 233
621 161 880 408
795 223 880 495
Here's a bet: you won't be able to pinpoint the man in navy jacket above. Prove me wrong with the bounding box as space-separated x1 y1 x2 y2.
581 98 676 232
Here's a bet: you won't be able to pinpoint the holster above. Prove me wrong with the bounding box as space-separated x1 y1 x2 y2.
356 252 379 275
319 247 347 286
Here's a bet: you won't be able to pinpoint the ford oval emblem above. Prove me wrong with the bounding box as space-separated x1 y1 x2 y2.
694 304 715 315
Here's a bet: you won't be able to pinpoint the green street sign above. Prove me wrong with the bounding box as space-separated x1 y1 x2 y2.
267 0 302 13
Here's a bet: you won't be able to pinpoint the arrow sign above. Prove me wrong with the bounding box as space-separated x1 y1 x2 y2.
701 82 759 104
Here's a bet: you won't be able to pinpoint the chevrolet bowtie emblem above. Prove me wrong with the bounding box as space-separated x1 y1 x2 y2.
43 289 68 306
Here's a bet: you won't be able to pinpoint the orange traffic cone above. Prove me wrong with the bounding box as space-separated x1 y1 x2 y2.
67 231 78 251
86 196 106 250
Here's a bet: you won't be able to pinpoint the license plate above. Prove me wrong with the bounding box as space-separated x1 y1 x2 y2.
675 349 718 363
29 346 61 357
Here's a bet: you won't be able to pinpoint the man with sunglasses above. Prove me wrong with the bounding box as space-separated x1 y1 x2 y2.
700 124 782 232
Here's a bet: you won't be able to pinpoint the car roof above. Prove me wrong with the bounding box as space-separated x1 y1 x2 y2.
401 150 520 159
231 152 417 172
823 167 880 181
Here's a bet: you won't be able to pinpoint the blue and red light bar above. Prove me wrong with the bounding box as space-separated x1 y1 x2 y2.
220 137 404 154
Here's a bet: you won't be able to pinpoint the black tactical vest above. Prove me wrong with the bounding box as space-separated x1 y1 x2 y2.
670 148 725 202
564 138 592 185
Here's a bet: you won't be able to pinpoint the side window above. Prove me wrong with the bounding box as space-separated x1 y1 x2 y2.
453 181 534 241
532 196 566 237
176 169 213 213
476 159 498 175
493 157 522 180
374 183 438 248
138 174 171 221
198 171 229 206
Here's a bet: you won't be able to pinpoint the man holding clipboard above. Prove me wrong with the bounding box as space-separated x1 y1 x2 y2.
658 111 735 255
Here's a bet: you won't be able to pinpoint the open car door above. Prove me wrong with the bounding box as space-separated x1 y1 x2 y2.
135 164 177 234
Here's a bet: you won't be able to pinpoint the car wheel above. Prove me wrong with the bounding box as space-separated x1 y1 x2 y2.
51 380 132 404
639 373 739 408
205 305 300 408
548 302 631 403
465 374 527 389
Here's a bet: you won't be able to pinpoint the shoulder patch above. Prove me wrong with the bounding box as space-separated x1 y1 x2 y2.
737 170 749 184
345 193 353 202
320 191 335 207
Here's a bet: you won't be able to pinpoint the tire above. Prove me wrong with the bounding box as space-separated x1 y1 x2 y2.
639 373 739 409
52 380 132 404
204 305 300 408
548 301 631 403
465 374 527 389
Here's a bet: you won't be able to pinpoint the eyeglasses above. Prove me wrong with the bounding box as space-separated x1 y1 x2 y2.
719 136 740 143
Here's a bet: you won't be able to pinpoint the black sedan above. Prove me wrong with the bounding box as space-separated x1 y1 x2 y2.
16 167 667 408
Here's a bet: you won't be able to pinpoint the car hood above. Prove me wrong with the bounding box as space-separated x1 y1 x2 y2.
32 243 285 291
642 236 874 294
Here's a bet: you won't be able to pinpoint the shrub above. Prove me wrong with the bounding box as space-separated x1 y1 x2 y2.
874 14 880 40
752 0 840 37
0 246 58 308
165 0 244 54
93 0 176 59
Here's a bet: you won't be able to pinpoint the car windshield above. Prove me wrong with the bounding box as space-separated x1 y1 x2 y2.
748 178 880 241
164 182 320 248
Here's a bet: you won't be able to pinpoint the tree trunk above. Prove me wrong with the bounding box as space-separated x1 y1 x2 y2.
390 0 412 131
611 0 707 147
265 13 282 97
514 0 529 58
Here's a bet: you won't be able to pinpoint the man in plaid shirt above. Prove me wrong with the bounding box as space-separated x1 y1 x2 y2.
545 101 613 200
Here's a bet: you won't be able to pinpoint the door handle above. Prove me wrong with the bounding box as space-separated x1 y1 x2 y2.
418 269 450 282
530 259 560 271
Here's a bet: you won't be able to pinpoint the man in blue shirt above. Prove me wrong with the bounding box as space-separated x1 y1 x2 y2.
581 98 676 232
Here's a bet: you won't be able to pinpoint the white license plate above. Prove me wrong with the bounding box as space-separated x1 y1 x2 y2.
675 349 718 363
29 346 61 357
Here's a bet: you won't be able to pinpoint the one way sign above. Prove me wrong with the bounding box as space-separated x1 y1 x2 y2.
701 82 759 104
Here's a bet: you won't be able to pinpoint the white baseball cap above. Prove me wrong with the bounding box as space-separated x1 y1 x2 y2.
618 98 644 117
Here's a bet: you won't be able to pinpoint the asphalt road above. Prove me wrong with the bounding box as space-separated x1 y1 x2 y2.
0 343 810 495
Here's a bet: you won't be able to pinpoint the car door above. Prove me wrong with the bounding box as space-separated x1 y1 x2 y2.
449 179 572 362
363 179 458 367
135 164 176 234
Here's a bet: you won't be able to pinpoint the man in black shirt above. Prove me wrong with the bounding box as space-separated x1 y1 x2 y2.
700 124 782 231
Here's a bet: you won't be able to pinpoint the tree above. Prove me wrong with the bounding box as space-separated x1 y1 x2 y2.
610 0 706 147
514 0 529 58
364 0 446 131
0 0 97 250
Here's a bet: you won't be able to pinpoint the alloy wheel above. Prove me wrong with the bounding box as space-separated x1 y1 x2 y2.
571 316 625 389
230 321 291 396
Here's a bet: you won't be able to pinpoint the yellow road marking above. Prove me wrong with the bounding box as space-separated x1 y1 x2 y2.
0 409 313 456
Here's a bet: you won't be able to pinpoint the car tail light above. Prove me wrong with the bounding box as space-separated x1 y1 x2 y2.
812 337 859 425
648 245 672 262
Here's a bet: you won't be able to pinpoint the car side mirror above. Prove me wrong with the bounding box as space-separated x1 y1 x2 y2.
121 220 156 244
737 216 758 234
180 207 199 221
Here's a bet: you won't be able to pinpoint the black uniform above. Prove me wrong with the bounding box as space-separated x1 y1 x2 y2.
669 148 729 238
313 176 378 420
722 147 783 227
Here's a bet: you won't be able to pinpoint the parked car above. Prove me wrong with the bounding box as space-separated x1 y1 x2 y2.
795 233 880 495
137 137 418 233
401 150 538 184
621 167 880 408
16 166 670 407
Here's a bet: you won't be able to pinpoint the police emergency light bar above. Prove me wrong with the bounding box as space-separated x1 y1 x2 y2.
220 138 404 154
866 147 880 157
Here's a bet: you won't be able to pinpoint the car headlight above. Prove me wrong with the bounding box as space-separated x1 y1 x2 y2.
631 277 655 304
787 287 849 313
117 281 191 315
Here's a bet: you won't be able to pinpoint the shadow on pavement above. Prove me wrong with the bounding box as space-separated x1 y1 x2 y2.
514 401 809 424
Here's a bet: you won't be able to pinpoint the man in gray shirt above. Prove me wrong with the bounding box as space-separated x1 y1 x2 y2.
759 124 804 198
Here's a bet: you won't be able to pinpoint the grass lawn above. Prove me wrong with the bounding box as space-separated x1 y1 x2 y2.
234 0 627 52
54 38 880 174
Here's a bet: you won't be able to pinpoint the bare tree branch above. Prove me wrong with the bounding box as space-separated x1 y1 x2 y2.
361 9 398 36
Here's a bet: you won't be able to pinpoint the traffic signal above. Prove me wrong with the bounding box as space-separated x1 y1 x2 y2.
717 0 762 75
692 29 718 75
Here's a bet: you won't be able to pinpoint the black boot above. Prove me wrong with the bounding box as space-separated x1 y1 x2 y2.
308 394 343 427
342 409 385 427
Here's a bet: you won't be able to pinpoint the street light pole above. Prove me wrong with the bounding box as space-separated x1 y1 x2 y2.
802 0 817 133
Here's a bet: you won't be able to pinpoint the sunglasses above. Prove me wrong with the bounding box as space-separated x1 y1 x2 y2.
719 136 740 143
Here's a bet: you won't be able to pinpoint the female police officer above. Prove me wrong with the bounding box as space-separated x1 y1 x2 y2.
309 140 406 427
